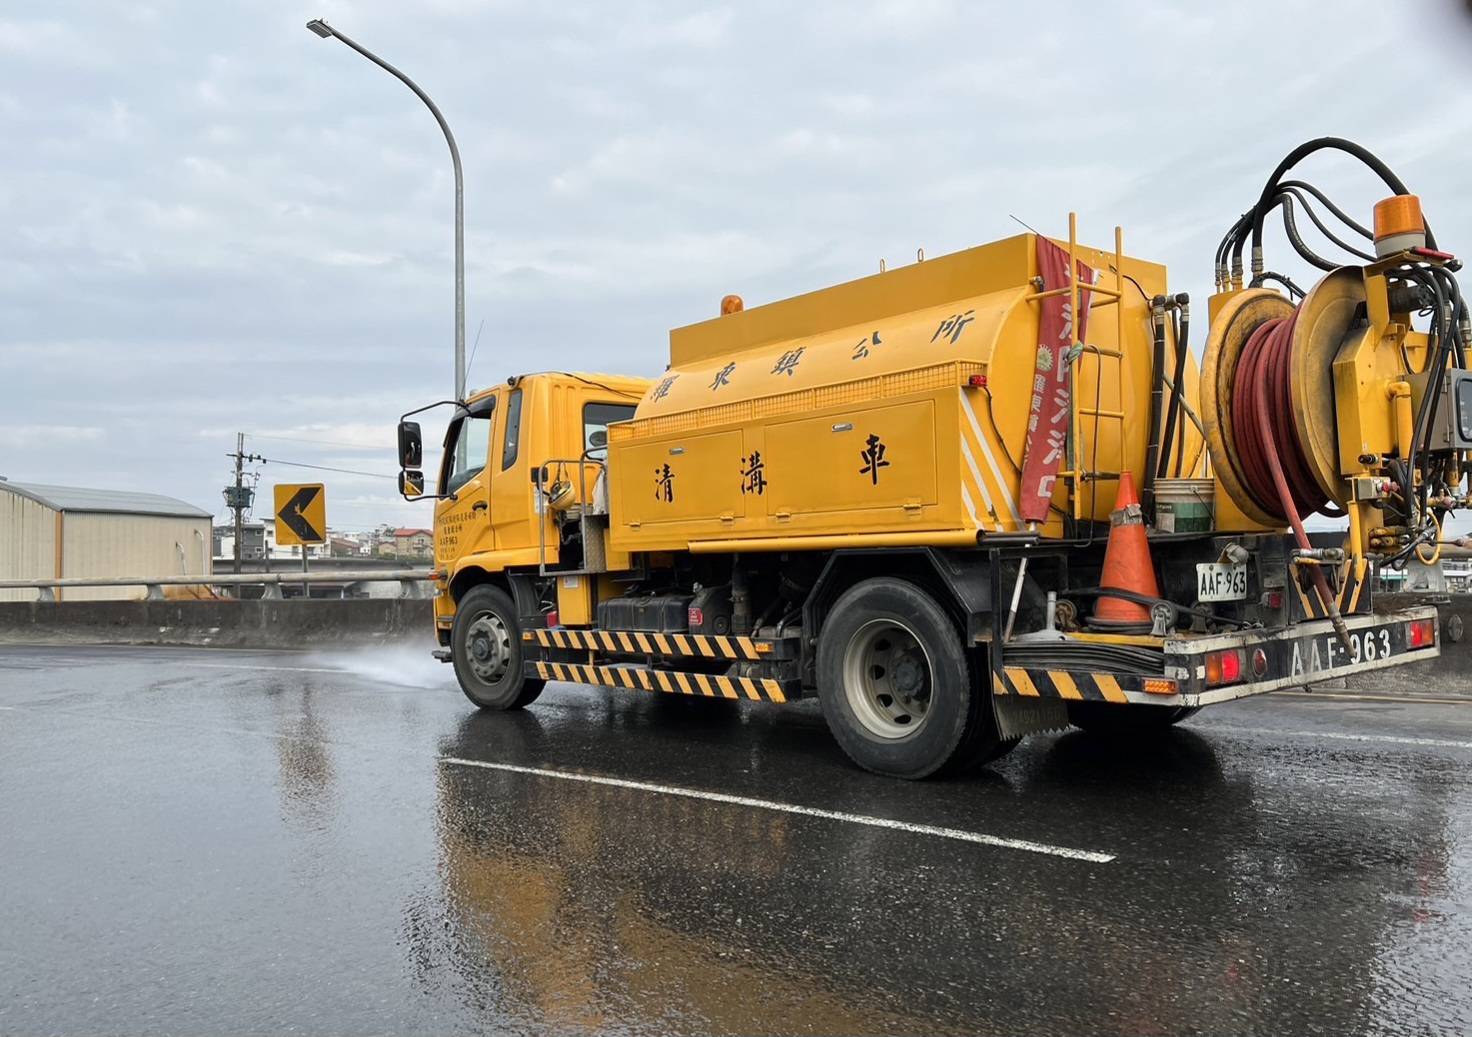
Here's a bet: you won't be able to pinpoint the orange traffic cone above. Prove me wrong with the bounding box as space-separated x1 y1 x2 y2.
1091 471 1161 627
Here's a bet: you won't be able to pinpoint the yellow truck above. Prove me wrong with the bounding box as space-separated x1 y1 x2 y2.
397 137 1455 778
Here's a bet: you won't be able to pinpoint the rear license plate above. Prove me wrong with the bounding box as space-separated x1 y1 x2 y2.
1287 622 1409 679
1197 562 1248 602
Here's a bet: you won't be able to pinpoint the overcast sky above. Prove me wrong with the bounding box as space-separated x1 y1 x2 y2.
4 1 1472 533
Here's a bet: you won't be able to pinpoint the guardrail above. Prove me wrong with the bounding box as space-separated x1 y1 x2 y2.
0 570 434 602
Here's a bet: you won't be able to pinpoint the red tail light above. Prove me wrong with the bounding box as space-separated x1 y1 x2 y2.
1205 648 1244 686
545 610 559 628
1408 618 1436 649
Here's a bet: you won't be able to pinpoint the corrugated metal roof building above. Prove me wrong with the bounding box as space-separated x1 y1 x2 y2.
0 480 213 601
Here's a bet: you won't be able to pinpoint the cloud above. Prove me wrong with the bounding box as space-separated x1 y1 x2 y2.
3 0 1472 533
0 425 104 448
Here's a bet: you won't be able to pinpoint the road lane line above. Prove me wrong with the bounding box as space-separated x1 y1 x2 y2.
440 757 1115 864
1278 690 1472 707
1205 725 1472 751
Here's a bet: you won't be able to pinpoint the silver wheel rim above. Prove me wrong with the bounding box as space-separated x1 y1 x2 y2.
465 611 511 684
841 618 933 739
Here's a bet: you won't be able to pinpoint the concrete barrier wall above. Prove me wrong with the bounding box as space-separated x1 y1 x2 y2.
0 598 436 649
0 592 1465 696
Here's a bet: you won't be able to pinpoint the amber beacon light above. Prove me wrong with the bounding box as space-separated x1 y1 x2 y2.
1372 194 1426 258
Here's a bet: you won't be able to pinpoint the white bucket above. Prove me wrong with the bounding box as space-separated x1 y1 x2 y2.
1154 478 1214 533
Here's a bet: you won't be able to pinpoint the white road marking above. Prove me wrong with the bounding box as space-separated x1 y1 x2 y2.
1207 725 1472 751
440 757 1115 863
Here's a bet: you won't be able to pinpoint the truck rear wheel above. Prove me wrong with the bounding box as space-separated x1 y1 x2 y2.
451 585 544 711
1066 702 1199 734
817 578 998 779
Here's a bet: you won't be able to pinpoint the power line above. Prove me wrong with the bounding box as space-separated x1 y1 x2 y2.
464 317 486 388
258 456 396 480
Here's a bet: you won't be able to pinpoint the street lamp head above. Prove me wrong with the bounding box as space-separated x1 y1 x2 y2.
305 18 334 38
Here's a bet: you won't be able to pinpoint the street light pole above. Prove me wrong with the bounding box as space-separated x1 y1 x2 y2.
305 18 466 402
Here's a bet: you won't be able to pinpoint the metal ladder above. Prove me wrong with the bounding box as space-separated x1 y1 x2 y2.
1054 213 1128 523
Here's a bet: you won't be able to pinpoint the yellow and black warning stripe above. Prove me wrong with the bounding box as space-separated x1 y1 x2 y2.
1289 558 1368 622
529 660 793 703
990 666 1161 703
523 627 790 660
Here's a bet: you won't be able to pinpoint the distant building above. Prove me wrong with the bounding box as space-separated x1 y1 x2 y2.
214 522 267 561
0 480 212 601
329 536 364 558
388 527 434 561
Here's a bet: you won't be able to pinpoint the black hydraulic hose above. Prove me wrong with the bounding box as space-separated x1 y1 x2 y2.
1279 179 1373 239
1142 301 1167 520
1249 137 1436 259
1281 187 1377 262
1279 196 1340 272
1158 298 1190 478
1397 263 1468 522
1256 272 1307 299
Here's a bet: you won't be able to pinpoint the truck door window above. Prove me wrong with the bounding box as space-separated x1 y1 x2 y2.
584 402 636 457
501 388 523 470
441 415 493 495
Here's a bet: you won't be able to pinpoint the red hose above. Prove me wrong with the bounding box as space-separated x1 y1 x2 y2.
1230 311 1347 641
1231 312 1328 519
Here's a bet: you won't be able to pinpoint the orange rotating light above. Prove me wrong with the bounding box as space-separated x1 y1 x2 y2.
720 294 744 315
1372 194 1425 258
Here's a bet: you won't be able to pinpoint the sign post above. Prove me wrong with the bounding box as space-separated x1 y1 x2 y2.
273 484 327 599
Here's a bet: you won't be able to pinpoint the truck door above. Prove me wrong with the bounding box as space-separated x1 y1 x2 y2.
487 384 538 555
433 393 497 564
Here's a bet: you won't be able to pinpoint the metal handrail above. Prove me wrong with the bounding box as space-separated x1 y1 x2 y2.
0 569 434 603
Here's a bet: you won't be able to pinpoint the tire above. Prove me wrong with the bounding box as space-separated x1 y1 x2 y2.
817 578 997 779
1066 702 1199 734
451 585 544 711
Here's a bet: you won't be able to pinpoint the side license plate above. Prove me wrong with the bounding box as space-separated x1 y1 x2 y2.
1197 562 1248 602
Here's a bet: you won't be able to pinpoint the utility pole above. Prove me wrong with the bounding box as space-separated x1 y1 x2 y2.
224 434 264 579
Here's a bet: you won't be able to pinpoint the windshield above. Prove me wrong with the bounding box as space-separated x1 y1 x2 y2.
440 415 492 495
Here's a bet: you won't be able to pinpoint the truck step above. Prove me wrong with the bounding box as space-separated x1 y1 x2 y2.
528 660 797 703
522 627 797 661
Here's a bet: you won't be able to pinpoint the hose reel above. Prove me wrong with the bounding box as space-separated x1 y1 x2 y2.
1201 270 1368 528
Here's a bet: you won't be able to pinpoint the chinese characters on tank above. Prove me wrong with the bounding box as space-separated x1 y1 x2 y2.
859 433 890 485
650 375 678 402
851 331 882 360
740 452 766 495
771 348 805 377
654 464 675 502
931 310 976 345
709 362 735 391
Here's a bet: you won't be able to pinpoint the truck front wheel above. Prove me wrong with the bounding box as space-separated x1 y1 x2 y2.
451 585 545 711
817 578 994 779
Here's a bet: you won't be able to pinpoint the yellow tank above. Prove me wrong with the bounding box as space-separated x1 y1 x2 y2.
607 229 1203 553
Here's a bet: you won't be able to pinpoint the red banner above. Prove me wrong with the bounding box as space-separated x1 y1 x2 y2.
1018 237 1095 524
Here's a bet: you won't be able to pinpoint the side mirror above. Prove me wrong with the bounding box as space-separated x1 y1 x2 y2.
399 469 425 499
397 420 423 469
588 429 608 449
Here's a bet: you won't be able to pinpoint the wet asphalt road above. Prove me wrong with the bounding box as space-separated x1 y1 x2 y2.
3 644 1472 1036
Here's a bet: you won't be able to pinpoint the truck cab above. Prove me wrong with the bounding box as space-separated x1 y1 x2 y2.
424 372 649 646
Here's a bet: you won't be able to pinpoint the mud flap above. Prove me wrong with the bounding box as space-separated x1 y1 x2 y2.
993 693 1069 740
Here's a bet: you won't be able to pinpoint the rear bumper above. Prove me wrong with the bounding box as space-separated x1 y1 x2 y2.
991 606 1440 709
1165 605 1441 706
